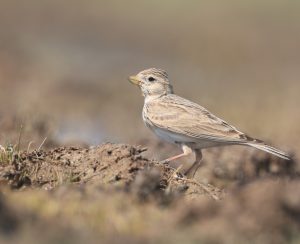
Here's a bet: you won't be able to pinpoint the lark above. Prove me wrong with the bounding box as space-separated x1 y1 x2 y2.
129 68 290 178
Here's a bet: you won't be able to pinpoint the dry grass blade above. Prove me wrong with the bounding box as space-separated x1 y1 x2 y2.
181 178 222 201
37 137 47 151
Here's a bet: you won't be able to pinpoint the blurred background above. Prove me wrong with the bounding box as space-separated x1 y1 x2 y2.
1 2 300 243
0 0 299 156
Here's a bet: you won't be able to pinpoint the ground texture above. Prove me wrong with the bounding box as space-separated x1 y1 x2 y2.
0 143 299 244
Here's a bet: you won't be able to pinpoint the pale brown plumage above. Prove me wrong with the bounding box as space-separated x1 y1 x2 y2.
129 68 290 178
144 94 244 142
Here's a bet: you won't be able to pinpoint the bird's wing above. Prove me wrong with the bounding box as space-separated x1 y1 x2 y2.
144 94 250 143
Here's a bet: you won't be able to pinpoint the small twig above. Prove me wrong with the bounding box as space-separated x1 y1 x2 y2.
83 171 104 182
27 141 34 153
16 124 23 153
167 164 183 183
37 137 47 151
182 178 221 201
137 147 148 153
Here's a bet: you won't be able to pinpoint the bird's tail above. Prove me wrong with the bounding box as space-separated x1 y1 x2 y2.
247 141 290 160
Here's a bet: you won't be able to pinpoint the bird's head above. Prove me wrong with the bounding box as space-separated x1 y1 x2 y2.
129 68 173 98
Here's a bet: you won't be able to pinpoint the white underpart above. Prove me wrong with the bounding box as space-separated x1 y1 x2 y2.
147 124 221 149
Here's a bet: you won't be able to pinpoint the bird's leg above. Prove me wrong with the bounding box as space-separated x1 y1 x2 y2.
184 149 202 178
161 145 193 164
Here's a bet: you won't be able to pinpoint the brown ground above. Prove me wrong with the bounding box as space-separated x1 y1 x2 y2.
0 142 299 244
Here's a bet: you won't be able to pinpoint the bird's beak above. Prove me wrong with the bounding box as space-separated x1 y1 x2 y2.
128 75 141 86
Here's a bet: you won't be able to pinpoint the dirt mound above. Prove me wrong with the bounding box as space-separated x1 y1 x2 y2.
0 143 222 200
0 143 299 244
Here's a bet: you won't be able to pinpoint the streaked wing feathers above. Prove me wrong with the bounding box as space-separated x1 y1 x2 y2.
144 94 246 143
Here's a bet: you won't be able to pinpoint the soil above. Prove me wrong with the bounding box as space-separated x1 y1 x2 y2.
0 143 299 244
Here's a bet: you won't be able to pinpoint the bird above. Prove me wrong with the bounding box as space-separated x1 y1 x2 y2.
129 68 290 178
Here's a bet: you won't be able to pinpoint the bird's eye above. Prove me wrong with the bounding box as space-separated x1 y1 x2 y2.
148 76 155 82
